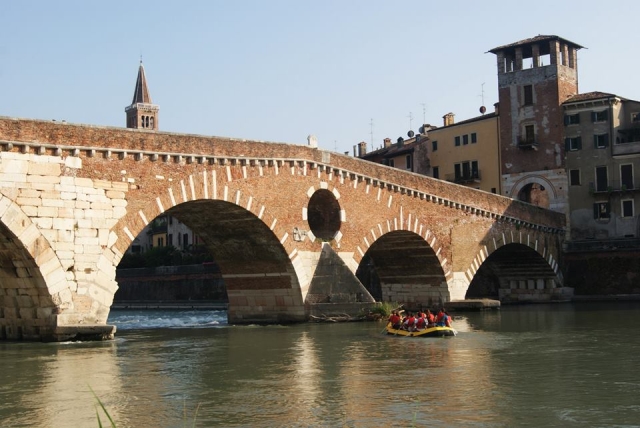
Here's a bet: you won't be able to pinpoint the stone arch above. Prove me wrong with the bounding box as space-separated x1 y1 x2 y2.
463 228 562 301
511 175 558 199
0 195 71 339
111 168 309 324
510 175 558 209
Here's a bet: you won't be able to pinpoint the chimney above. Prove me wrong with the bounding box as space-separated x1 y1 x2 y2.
443 112 455 127
383 138 392 148
358 141 367 157
307 135 318 148
494 102 500 115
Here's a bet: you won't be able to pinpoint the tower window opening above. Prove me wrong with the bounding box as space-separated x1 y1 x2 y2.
523 85 533 106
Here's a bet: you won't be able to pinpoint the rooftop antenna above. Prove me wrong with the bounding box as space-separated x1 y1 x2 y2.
407 112 413 131
479 83 487 115
370 118 374 146
334 140 338 152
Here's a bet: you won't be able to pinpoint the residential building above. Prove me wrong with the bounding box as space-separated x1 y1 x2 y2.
489 35 583 213
563 91 640 241
426 106 501 194
356 133 430 176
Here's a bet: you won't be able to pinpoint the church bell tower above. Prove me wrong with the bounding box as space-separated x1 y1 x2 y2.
125 61 159 130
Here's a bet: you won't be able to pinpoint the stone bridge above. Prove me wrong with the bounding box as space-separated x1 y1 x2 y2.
0 117 565 341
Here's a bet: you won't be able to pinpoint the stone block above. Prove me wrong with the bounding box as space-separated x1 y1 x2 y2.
37 206 58 217
28 162 61 176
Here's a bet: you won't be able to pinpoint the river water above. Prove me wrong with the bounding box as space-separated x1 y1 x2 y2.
1 302 640 427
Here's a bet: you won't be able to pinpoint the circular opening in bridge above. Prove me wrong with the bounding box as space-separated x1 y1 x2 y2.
307 189 341 241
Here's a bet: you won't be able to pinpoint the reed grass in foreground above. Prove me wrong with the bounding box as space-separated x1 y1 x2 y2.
90 385 201 427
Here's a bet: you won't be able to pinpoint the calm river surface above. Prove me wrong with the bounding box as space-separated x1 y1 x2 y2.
1 302 640 427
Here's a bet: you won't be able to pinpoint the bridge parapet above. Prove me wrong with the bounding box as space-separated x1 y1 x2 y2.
0 117 564 233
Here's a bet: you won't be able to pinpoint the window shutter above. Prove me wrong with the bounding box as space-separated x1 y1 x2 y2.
593 204 598 219
603 110 609 121
564 115 569 126
603 134 609 147
576 114 580 124
591 112 597 123
593 135 598 149
577 137 582 150
565 138 570 151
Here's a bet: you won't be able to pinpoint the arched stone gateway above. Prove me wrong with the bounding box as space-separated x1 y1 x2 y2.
0 117 566 340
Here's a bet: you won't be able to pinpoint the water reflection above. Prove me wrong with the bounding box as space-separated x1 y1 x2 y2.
2 303 640 426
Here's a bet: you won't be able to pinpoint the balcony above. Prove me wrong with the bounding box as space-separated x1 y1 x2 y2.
517 136 538 150
589 179 639 195
614 126 640 155
445 170 481 184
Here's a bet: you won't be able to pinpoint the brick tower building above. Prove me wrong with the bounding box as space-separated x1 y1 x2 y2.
489 35 583 213
125 61 159 130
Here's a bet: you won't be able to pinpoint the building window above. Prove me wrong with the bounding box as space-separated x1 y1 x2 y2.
433 167 439 179
622 200 634 217
388 159 395 167
632 112 640 123
565 136 582 151
471 133 477 144
595 166 608 192
182 233 189 250
157 237 164 247
491 187 496 194
591 110 608 122
455 136 461 147
569 169 581 186
523 85 533 105
621 164 634 190
564 113 580 125
405 155 412 170
524 125 535 144
593 202 610 220
454 161 479 182
432 140 438 151
594 134 609 149
463 134 469 145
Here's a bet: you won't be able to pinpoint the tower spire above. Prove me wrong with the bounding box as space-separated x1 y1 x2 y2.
131 61 153 105
125 61 159 130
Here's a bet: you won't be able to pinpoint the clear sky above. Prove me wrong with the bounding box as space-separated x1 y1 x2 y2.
2 1 638 155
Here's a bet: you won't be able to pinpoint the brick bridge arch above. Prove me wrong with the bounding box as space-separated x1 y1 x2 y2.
0 117 567 340
463 225 564 301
